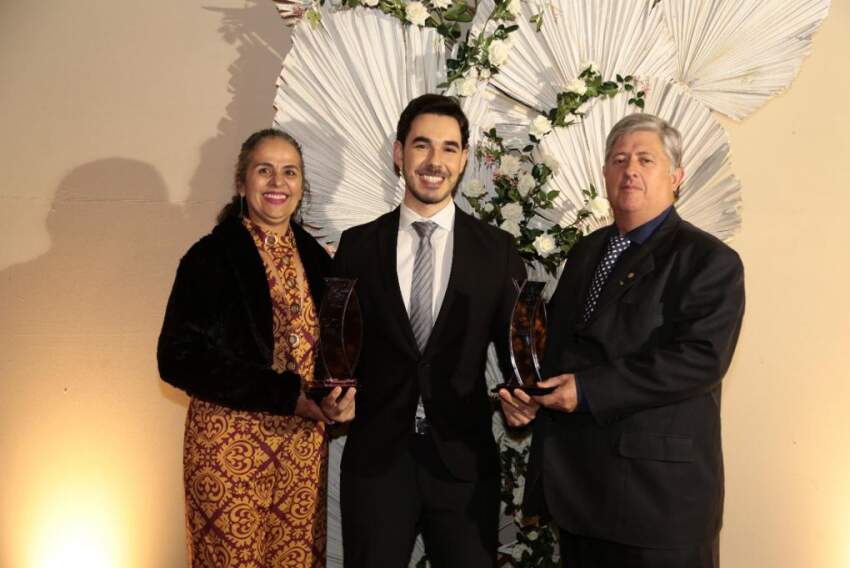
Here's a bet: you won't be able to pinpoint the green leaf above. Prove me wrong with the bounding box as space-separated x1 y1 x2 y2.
444 2 475 22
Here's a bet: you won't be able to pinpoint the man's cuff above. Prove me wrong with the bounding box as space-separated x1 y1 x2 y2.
574 375 590 412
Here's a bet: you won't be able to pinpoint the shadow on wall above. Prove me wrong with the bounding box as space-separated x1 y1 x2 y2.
185 1 293 224
0 158 190 566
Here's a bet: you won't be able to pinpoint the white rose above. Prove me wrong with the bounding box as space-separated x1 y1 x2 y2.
512 484 524 505
497 154 521 177
533 233 557 256
483 202 494 213
506 0 522 17
541 153 560 175
405 1 429 26
527 529 539 541
362 0 380 6
579 59 598 75
529 114 552 139
500 219 522 238
488 39 511 66
511 542 531 561
587 195 611 218
565 77 587 95
517 173 536 197
431 0 451 8
501 201 524 223
463 179 487 198
479 68 491 80
456 73 478 97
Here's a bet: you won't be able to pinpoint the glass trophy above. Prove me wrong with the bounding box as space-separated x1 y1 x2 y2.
308 277 361 401
493 279 554 396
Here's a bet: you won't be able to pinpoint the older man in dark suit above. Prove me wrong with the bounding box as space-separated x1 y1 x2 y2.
334 94 526 567
500 113 745 567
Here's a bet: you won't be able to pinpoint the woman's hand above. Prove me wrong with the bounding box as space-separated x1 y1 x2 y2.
498 387 540 427
320 387 356 423
294 392 332 424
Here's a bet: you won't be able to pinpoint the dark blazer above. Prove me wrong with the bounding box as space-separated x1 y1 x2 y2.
333 206 526 481
157 216 332 414
524 209 745 548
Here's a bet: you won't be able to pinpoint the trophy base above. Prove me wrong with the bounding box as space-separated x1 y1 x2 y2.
491 383 556 396
307 378 358 402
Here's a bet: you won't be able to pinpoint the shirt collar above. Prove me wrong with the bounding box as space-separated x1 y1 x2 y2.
617 205 673 245
399 201 455 232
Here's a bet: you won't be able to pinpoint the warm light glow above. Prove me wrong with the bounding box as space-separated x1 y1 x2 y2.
27 484 127 568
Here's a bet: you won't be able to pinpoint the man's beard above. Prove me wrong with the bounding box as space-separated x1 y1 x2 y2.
402 163 466 204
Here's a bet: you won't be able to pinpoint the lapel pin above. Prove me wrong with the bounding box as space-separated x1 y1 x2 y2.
627 272 635 279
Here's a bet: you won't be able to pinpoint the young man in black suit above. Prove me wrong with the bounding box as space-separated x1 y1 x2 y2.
501 114 745 568
334 94 526 567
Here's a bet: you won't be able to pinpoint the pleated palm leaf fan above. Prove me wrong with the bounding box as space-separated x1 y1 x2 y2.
273 7 494 243
472 0 676 112
660 0 831 120
535 78 742 241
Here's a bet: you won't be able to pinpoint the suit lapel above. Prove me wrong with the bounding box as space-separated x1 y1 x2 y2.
571 226 610 312
586 210 682 324
376 208 420 358
424 207 468 355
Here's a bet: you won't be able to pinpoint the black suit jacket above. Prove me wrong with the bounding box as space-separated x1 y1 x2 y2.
524 209 745 548
158 217 332 414
334 206 526 481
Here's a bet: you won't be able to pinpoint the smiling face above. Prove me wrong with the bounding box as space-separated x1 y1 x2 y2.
394 113 468 218
239 137 304 233
603 130 684 232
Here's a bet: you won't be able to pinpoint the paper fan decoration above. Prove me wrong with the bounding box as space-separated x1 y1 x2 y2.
661 0 831 119
273 8 444 241
535 79 741 240
476 0 676 112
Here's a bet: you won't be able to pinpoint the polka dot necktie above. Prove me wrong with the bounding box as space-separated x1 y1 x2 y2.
582 233 631 322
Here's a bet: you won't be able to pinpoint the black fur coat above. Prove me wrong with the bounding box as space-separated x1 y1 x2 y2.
157 216 332 415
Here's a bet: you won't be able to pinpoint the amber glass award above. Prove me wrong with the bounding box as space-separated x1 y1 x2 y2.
309 277 361 401
493 279 553 395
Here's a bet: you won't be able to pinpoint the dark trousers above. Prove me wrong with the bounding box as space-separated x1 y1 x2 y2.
559 529 719 568
341 433 499 568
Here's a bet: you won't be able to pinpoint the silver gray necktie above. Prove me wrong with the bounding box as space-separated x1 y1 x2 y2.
410 220 437 435
409 221 437 352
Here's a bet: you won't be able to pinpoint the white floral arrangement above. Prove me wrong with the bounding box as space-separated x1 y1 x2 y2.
275 0 533 95
464 128 607 275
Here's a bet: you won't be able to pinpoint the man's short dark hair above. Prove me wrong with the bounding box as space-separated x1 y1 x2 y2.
394 94 469 176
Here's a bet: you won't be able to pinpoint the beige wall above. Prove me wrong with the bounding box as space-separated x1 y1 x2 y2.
0 1 847 566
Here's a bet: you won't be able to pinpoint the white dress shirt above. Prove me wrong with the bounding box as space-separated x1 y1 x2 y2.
397 202 455 321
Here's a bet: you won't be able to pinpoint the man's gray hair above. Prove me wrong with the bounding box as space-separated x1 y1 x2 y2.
604 113 683 171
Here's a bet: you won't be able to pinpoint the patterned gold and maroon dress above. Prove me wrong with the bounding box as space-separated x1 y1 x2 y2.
182 218 327 567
